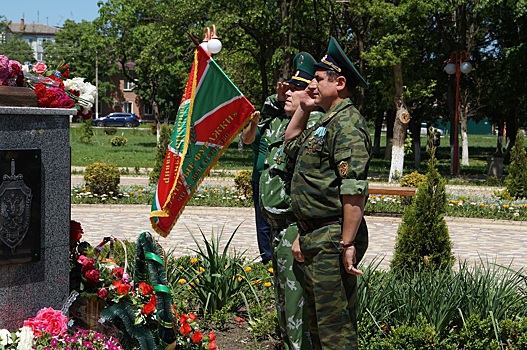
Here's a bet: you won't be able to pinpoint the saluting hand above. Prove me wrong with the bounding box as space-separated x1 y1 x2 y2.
276 81 289 102
251 111 261 125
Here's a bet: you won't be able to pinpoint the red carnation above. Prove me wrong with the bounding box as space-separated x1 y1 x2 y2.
85 269 100 284
179 322 192 336
208 332 216 342
188 312 198 321
191 331 204 344
112 280 131 295
207 342 217 350
138 282 154 296
70 220 83 245
111 267 124 279
141 295 156 315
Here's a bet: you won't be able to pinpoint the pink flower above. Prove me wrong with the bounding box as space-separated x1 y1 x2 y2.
32 61 48 74
23 307 67 336
97 288 108 298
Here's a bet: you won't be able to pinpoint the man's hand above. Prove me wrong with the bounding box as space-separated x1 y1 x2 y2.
292 233 304 262
298 89 317 113
276 81 289 102
251 110 261 125
342 246 362 275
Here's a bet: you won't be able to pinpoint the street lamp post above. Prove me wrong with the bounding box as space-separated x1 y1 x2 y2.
444 50 472 176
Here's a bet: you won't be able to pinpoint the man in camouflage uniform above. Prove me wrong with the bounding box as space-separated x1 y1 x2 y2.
259 52 322 350
284 38 372 350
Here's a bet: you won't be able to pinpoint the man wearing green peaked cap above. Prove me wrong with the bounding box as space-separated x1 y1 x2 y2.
243 52 322 350
283 38 372 349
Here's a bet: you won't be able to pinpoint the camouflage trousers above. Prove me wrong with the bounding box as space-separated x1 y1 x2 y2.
298 222 362 350
271 222 311 350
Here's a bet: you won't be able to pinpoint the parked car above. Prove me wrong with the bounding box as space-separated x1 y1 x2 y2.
92 113 140 127
420 123 444 136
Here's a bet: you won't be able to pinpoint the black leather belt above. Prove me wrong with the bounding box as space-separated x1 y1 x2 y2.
298 216 341 231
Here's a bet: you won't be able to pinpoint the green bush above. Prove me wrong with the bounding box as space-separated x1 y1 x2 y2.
78 119 94 144
448 313 501 350
84 162 121 195
505 129 527 199
391 149 454 272
104 127 117 135
400 171 426 188
110 135 128 147
234 170 253 199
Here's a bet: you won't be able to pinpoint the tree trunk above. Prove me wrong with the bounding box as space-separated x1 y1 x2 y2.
389 62 411 182
384 110 395 161
410 118 421 168
373 112 384 157
153 100 160 143
460 92 470 166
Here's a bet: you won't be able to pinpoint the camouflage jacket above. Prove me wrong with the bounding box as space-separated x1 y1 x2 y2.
258 95 322 226
284 98 372 221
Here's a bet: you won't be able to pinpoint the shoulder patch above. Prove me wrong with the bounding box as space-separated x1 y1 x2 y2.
338 161 349 178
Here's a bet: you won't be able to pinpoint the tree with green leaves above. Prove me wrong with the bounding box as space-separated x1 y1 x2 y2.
0 37 34 63
504 130 527 199
391 146 454 273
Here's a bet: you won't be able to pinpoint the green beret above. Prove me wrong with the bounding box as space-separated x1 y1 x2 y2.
314 37 368 89
287 52 316 87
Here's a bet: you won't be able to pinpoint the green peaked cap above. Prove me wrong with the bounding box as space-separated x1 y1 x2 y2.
286 52 316 87
314 37 368 89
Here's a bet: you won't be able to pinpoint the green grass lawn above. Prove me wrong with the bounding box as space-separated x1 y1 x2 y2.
71 125 515 181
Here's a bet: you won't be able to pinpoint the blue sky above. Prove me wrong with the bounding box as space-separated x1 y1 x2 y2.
1 0 105 27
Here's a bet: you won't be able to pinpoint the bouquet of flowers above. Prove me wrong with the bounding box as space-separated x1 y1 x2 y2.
69 221 218 349
0 307 123 350
24 61 97 120
0 55 24 87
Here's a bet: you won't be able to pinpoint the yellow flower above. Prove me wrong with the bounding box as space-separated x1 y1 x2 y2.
237 276 243 282
190 257 199 264
188 285 192 290
199 267 205 273
251 279 262 285
195 278 200 284
264 282 272 288
503 204 510 209
82 187 86 192
245 266 252 273
267 267 274 274
178 278 187 285
129 191 134 195
179 266 185 271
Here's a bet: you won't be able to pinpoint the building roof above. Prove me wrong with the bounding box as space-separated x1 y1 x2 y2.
8 20 60 35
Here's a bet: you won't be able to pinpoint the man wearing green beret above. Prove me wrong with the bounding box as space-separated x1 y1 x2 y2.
284 38 372 349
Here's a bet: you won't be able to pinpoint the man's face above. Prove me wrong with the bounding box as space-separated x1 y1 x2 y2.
284 84 306 116
312 70 339 112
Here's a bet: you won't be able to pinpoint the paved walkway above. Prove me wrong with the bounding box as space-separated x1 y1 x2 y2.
72 204 527 271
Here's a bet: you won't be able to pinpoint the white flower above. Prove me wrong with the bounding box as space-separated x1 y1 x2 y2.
0 329 13 345
15 327 33 350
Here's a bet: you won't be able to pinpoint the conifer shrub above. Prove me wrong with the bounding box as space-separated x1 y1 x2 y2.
149 123 173 184
390 148 454 273
504 129 527 199
234 170 253 199
84 162 120 195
